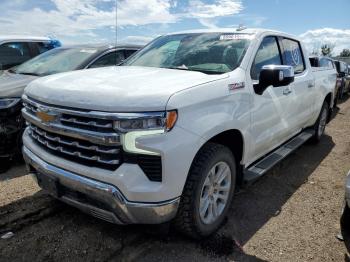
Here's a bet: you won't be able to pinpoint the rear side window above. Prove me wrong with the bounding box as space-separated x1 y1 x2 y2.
35 42 54 54
0 42 31 70
89 51 125 68
319 58 334 69
281 38 305 74
309 57 318 67
124 49 138 59
251 36 282 80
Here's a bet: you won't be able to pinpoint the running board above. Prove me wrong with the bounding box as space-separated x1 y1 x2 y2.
243 130 315 184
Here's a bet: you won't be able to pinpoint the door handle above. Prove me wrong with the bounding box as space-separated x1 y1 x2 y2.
283 88 292 95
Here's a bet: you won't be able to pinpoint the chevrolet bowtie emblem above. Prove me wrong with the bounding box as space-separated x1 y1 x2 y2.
36 110 57 123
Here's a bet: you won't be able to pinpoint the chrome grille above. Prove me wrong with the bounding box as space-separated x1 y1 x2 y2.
28 124 121 169
22 96 163 180
60 114 114 132
23 100 115 133
22 97 120 145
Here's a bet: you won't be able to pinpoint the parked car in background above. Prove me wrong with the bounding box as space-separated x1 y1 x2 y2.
0 36 61 71
309 56 338 106
345 65 350 94
341 170 350 232
22 28 336 238
334 60 349 99
0 44 142 171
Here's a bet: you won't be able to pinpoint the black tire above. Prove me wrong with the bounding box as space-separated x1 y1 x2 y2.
0 158 12 174
174 143 236 239
341 202 350 234
310 101 329 144
334 89 339 108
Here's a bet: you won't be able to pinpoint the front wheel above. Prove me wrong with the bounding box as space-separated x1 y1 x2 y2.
174 143 236 239
310 101 329 144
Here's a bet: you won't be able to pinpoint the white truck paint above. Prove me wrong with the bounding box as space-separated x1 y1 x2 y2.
22 28 336 238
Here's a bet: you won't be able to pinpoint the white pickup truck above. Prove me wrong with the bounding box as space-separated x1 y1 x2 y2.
22 28 336 238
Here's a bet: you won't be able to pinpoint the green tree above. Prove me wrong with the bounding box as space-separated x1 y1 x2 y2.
340 49 350 57
321 44 335 57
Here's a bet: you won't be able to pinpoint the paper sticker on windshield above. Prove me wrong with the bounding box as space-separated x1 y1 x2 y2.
79 49 97 54
220 34 253 40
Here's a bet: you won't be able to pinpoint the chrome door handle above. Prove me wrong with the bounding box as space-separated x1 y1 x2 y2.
283 88 292 95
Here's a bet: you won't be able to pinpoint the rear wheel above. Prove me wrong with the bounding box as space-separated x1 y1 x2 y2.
310 101 329 143
174 143 236 239
334 89 339 108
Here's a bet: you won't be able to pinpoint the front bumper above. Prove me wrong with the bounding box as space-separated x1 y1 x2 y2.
23 146 180 224
0 102 24 158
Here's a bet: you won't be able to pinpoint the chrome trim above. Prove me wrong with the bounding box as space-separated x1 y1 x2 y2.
22 107 121 146
23 95 166 121
28 127 120 165
23 146 180 224
30 125 119 154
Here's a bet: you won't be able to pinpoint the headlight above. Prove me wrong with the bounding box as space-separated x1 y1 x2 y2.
114 110 178 132
0 98 21 109
118 110 178 155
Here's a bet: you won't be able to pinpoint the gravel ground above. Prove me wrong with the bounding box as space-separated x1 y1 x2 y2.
1 97 350 262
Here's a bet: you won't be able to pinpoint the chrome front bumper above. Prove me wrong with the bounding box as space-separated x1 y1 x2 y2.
23 146 180 225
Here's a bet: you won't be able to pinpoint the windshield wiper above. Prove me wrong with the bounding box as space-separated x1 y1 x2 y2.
166 65 189 71
17 72 40 76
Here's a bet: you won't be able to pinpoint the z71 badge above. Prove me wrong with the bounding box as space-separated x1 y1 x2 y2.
228 82 245 91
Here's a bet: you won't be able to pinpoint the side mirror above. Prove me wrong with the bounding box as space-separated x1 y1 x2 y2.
339 72 346 77
254 65 295 95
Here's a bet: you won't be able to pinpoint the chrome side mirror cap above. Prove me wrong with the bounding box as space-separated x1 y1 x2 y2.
254 65 295 95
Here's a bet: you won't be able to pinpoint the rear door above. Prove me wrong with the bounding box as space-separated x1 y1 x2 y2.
279 37 314 129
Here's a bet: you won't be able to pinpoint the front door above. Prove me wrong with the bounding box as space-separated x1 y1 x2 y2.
248 36 297 162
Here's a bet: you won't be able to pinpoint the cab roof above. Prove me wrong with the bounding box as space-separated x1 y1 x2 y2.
0 35 52 42
60 43 143 51
166 28 297 40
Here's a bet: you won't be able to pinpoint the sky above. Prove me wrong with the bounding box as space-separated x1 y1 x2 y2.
1 0 349 55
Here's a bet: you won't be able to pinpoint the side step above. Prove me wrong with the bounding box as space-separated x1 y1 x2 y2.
243 129 315 184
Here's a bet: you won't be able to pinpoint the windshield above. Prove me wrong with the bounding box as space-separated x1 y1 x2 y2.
11 48 98 76
124 33 252 74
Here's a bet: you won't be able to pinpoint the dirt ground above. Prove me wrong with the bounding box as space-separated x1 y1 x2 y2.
1 97 350 262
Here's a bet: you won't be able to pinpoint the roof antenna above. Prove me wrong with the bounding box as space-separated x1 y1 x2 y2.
236 24 247 32
115 0 118 66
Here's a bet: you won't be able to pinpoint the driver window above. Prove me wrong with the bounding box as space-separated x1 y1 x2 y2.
251 36 282 80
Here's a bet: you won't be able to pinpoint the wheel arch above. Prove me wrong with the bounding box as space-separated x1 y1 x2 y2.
324 92 332 122
191 129 245 185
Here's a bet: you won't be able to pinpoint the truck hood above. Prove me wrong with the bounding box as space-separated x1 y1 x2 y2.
0 71 38 98
25 66 228 112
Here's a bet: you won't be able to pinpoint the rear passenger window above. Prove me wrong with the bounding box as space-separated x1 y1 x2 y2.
0 42 31 70
281 38 305 74
89 51 125 68
251 36 282 80
319 58 334 69
124 49 137 59
35 42 53 54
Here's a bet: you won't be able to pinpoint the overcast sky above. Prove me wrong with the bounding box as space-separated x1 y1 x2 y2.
1 0 349 55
